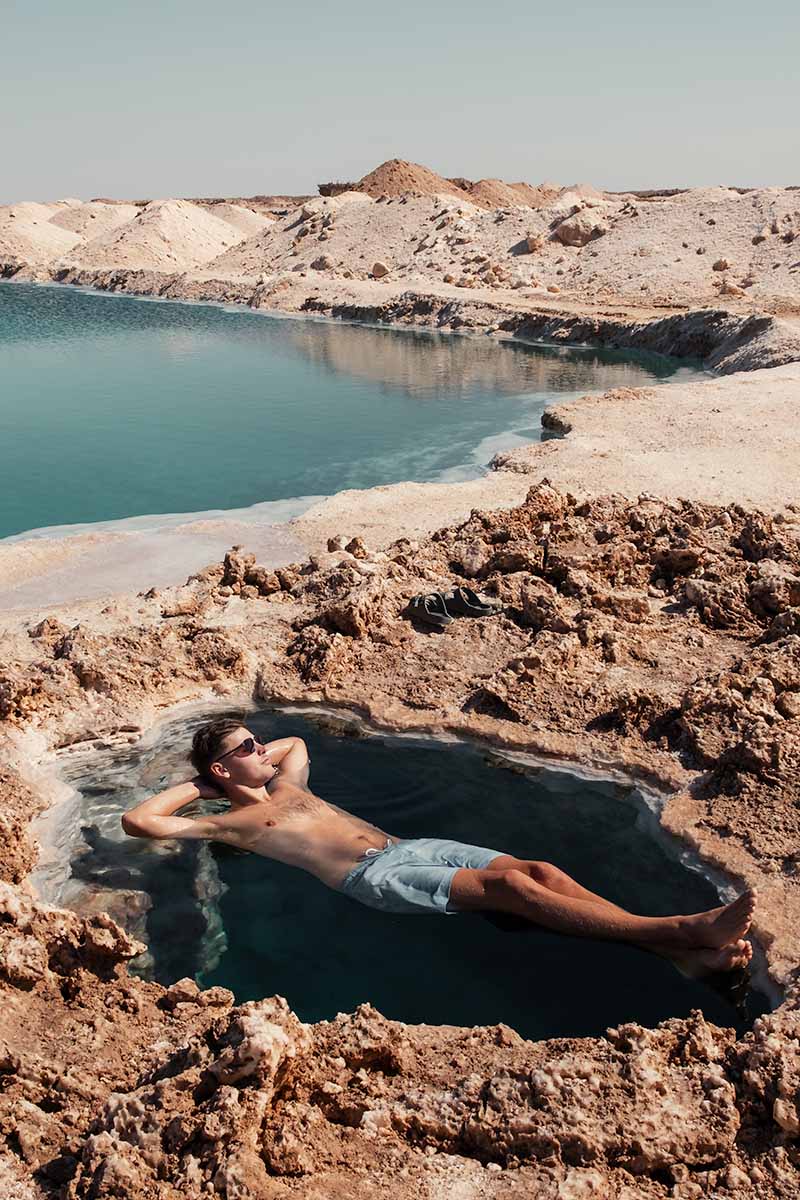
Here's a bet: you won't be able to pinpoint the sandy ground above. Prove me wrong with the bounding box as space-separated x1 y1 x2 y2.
0 521 309 614
3 158 797 611
496 362 800 507
289 472 530 557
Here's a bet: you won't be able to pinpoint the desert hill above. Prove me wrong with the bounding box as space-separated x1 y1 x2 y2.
48 200 140 239
0 202 83 265
207 183 799 310
356 158 471 201
204 202 273 237
60 199 257 272
331 158 565 210
0 162 798 309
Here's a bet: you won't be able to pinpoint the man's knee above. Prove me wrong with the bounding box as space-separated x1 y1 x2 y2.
525 860 561 887
487 868 536 901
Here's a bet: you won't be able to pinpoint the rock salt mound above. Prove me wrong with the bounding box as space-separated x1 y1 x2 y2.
2 201 61 223
48 201 140 238
208 191 488 280
551 186 608 215
63 199 247 272
357 158 470 201
302 192 373 216
0 204 83 265
672 186 746 206
508 181 561 207
355 160 563 212
206 203 274 236
207 225 282 277
467 178 532 208
561 182 606 201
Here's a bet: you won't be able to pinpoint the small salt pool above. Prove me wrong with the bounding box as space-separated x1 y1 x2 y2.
53 707 769 1040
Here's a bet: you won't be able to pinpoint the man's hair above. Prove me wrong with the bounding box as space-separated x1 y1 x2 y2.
190 716 246 783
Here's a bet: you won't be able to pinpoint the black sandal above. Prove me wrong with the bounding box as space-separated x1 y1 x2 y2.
407 593 454 628
441 586 498 618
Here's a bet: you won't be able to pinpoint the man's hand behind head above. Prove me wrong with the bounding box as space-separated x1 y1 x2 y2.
192 774 225 801
270 737 311 789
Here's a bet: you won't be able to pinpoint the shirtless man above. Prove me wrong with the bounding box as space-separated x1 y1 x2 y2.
122 717 755 974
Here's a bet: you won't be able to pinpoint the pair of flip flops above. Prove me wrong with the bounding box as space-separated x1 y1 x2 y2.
407 586 498 629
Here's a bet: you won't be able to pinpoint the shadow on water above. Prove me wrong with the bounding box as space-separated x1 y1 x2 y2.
60 707 770 1041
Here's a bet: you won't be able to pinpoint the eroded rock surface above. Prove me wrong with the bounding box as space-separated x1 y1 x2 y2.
2 483 800 1195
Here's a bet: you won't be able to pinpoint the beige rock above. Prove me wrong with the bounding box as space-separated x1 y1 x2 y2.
160 976 201 1010
345 536 369 559
774 1097 800 1135
552 209 608 247
0 933 48 988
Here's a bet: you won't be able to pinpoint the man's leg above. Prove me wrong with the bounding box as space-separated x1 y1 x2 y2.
480 857 752 971
483 856 634 913
449 866 755 951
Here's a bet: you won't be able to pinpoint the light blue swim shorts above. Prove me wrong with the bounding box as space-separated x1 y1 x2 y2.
339 837 502 915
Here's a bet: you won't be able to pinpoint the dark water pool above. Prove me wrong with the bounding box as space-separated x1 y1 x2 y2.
57 707 769 1040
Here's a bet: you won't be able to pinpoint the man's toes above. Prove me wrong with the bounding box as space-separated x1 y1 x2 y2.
729 938 753 969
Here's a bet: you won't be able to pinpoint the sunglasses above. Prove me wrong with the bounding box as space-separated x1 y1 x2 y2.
214 734 265 763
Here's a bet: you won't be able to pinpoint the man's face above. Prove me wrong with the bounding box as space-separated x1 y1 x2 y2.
211 727 277 789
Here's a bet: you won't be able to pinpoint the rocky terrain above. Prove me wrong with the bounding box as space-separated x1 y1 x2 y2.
2 159 800 1197
2 481 800 1197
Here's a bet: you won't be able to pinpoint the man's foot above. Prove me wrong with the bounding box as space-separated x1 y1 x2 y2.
668 938 753 979
684 891 756 949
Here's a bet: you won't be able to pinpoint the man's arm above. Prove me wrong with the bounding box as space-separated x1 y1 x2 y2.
121 776 222 840
266 736 311 789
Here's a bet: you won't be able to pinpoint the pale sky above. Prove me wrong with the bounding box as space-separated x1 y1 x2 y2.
4 0 799 202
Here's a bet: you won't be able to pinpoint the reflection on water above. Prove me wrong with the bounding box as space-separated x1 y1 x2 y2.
0 283 703 539
282 319 699 400
49 706 768 1041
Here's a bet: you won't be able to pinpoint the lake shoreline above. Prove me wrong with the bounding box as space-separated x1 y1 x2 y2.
8 261 800 371
0 279 701 611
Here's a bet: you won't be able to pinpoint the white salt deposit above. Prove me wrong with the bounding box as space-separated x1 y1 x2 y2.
61 199 249 272
48 201 140 238
207 203 274 237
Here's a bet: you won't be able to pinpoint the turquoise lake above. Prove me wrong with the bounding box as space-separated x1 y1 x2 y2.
0 282 702 540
